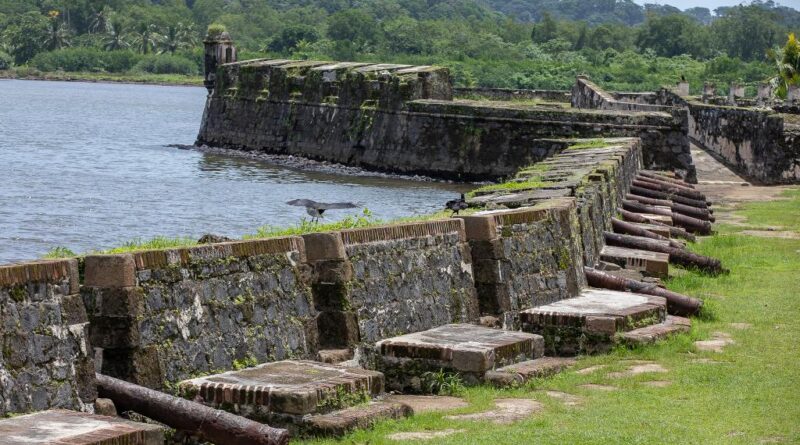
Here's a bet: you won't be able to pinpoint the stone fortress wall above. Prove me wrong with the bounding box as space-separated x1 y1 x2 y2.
0 135 642 412
572 77 800 184
196 58 689 181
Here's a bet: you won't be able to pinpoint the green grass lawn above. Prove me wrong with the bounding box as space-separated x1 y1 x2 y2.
301 188 800 445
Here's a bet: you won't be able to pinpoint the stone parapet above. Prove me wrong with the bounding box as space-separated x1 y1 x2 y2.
82 237 316 388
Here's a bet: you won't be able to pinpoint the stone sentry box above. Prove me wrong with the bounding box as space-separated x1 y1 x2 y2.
458 199 586 329
82 237 317 389
0 259 96 416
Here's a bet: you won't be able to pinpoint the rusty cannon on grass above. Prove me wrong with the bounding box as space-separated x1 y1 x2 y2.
97 374 290 445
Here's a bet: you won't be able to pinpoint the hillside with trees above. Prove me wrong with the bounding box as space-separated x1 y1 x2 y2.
0 0 797 93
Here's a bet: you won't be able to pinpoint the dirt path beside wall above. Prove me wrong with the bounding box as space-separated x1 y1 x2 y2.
691 145 794 228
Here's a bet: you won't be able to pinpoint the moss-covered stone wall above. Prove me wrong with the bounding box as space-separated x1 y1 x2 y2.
0 260 96 416
462 138 642 327
197 59 684 181
81 238 317 389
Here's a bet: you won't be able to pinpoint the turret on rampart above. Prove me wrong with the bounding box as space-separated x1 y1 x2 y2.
203 27 236 93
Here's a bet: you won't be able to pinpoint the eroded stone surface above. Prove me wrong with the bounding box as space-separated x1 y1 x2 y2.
386 395 469 413
445 399 543 424
378 324 544 375
543 390 583 406
305 401 411 437
576 365 607 375
179 360 383 415
608 363 668 378
387 429 465 441
0 409 164 444
694 332 735 353
521 289 667 355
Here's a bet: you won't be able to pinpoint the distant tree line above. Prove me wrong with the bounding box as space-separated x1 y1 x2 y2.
0 0 796 92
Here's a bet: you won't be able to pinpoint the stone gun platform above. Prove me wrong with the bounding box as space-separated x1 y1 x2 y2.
376 324 544 390
520 289 676 355
0 409 165 444
178 360 407 436
179 360 383 415
600 245 670 278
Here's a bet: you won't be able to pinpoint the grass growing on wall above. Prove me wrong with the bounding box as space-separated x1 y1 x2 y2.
567 139 612 150
301 187 800 445
468 177 553 196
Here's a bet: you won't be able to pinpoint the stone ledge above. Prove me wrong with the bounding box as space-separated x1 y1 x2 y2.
0 258 78 288
125 236 305 270
304 401 411 437
0 409 164 445
485 357 577 387
339 219 465 245
618 315 691 346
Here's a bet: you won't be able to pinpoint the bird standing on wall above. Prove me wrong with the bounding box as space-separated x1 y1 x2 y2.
445 194 468 216
286 199 359 222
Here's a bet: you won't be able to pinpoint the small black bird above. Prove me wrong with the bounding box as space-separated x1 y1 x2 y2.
286 199 359 222
445 194 468 216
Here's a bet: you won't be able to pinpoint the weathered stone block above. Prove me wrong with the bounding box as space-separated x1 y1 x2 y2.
303 232 346 261
377 324 544 381
84 254 136 288
520 289 667 356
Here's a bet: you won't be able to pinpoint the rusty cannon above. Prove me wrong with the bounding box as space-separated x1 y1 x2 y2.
585 267 702 316
604 232 725 275
626 194 714 222
611 218 685 250
96 373 290 445
618 208 696 242
621 200 712 235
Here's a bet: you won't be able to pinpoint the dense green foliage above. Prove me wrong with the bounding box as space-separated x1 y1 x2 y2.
0 1 795 90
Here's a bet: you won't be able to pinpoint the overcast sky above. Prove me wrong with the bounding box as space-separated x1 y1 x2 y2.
633 0 800 10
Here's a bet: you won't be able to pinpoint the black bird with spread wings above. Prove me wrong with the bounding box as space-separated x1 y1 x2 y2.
286 199 359 222
445 194 468 216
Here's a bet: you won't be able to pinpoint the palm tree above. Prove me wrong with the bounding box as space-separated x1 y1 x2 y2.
133 23 159 55
104 18 129 51
89 6 112 34
44 11 71 51
767 33 800 99
158 22 197 54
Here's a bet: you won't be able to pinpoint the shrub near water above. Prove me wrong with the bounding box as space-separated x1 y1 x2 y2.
0 51 12 70
30 48 141 73
132 54 199 75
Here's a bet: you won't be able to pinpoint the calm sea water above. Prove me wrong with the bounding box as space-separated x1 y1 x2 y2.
0 80 461 263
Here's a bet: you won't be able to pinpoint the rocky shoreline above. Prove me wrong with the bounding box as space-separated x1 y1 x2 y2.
175 144 478 184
